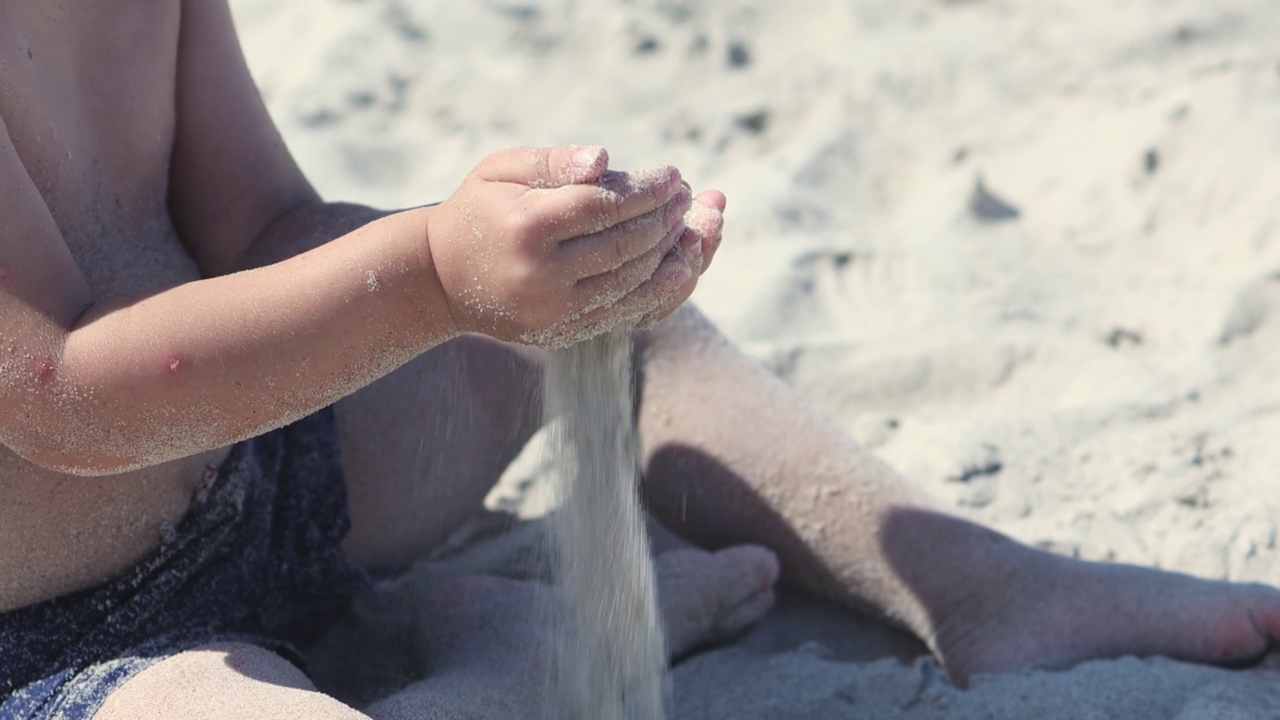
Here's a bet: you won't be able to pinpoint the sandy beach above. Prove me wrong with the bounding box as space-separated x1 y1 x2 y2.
229 0 1280 715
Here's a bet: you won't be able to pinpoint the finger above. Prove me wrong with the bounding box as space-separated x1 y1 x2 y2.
601 245 695 334
572 222 686 315
557 187 692 277
527 247 693 348
684 196 725 274
696 189 727 213
474 145 610 188
530 167 686 243
635 267 697 331
610 244 693 318
634 218 710 328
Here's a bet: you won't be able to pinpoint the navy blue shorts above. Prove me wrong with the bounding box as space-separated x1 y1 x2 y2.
0 409 369 720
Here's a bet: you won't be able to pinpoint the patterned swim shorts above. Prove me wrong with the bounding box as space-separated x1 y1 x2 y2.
0 409 369 720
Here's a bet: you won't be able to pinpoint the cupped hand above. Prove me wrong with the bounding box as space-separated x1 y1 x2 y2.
426 145 697 347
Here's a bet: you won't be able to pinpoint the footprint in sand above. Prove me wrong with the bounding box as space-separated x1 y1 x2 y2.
761 241 939 345
763 339 1023 421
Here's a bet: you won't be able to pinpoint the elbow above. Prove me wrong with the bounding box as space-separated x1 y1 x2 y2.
47 457 143 479
11 437 143 478
0 329 152 476
3 406 146 477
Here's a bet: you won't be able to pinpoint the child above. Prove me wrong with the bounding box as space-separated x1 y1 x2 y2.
0 2 1276 718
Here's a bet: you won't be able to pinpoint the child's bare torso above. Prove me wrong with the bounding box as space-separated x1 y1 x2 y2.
0 1 230 612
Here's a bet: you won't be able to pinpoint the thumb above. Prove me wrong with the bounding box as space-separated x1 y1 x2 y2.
476 145 609 188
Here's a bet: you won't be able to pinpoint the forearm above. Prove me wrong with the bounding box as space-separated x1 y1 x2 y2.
32 208 456 475
230 200 396 271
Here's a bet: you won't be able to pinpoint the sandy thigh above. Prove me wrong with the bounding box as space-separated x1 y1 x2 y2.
91 643 369 720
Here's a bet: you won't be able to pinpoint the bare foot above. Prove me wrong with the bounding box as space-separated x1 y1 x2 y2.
658 546 779 658
933 550 1280 686
363 546 779 719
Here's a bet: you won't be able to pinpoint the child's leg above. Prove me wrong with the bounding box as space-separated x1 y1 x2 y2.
334 334 545 574
93 643 370 720
633 305 1280 684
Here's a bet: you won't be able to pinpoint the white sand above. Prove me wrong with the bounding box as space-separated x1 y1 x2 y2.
231 0 1280 715
545 334 667 719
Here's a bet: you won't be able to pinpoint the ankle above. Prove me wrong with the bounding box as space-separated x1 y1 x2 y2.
877 509 1065 680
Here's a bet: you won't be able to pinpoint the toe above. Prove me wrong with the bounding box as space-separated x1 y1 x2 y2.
1247 584 1280 652
655 546 780 658
1263 588 1280 639
1208 583 1280 664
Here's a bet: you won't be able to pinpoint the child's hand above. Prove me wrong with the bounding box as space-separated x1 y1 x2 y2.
426 145 696 347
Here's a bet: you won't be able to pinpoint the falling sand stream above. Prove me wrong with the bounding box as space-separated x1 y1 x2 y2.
544 331 669 720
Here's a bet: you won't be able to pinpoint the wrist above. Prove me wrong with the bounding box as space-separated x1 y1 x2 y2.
403 205 462 340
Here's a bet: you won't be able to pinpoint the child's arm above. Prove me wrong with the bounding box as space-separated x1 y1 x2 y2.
0 118 445 475
1 125 688 478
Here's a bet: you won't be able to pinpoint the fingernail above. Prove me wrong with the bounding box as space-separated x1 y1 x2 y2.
673 253 694 284
687 237 704 261
680 225 700 250
572 145 606 169
684 203 721 233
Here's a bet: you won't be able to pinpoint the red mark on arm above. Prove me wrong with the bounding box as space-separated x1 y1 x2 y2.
162 351 192 383
27 356 56 386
